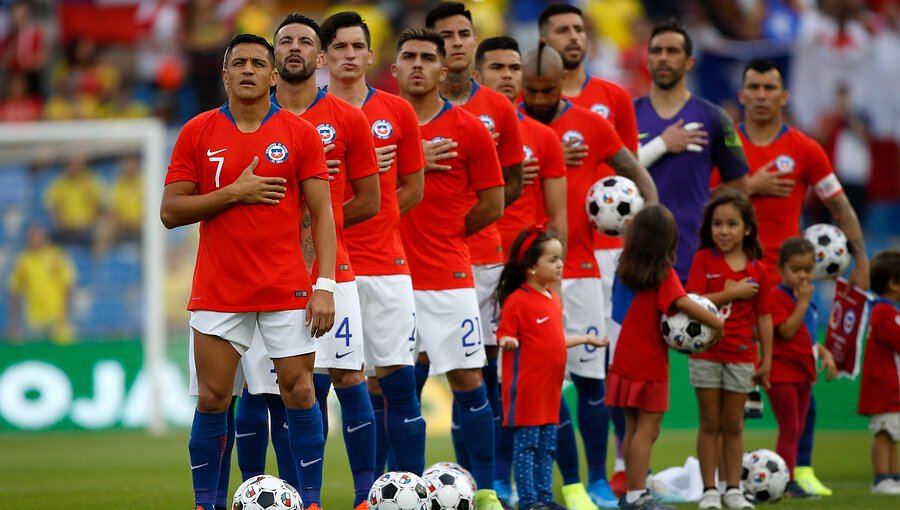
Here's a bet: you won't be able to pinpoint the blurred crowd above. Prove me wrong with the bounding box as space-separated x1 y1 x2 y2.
1 0 898 343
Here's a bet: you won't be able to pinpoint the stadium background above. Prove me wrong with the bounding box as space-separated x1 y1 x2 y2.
0 1 899 504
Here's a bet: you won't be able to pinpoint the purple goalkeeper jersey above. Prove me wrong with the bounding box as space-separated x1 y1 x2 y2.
634 95 748 281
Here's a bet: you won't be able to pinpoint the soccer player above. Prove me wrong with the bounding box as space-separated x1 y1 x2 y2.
519 44 658 510
320 11 428 476
635 20 749 283
237 14 381 510
161 34 336 510
424 4 525 462
473 35 567 503
393 27 505 510
738 58 870 496
538 4 639 503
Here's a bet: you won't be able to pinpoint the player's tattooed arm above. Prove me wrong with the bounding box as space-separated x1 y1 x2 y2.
300 204 315 273
502 162 524 208
824 192 870 290
607 148 659 205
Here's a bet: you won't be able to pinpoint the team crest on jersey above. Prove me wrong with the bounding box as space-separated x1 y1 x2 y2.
775 154 795 173
372 119 393 139
479 114 496 133
265 142 288 164
317 123 337 144
563 130 584 146
523 145 534 160
591 103 611 118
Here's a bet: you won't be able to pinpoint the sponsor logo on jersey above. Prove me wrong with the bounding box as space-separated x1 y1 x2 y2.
317 123 337 144
775 154 795 173
479 114 496 133
591 103 610 118
372 119 393 139
523 145 534 160
563 130 585 146
265 142 288 164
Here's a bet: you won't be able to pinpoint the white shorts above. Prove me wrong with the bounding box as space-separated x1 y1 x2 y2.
562 278 607 379
357 274 417 375
595 248 623 364
187 309 314 396
473 264 502 346
187 328 244 397
870 413 900 441
414 287 486 375
314 281 365 372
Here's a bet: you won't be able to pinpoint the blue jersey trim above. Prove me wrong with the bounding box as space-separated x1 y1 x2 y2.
738 122 789 142
611 276 636 325
507 347 521 426
432 98 453 121
581 74 591 92
468 80 480 101
776 284 818 343
220 102 280 127
363 85 377 106
270 88 326 111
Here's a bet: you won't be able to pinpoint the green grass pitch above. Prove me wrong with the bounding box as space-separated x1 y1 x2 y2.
1 429 898 509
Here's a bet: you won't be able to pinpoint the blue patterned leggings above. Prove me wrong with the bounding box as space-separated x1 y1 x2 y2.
514 424 558 506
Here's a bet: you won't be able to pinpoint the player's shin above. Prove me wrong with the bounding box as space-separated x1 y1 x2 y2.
572 374 610 483
215 399 236 510
370 391 390 475
335 382 377 506
314 373 332 439
380 366 426 475
189 409 228 510
263 394 298 490
235 389 270 480
451 403 473 470
454 383 496 491
286 402 325 506
556 398 582 485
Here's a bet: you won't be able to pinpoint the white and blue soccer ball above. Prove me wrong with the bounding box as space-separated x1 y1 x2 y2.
585 176 644 237
741 449 790 503
803 223 851 280
422 466 475 510
232 475 302 510
660 294 719 354
367 471 428 510
424 462 477 491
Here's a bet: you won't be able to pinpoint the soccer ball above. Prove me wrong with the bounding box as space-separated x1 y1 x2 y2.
803 223 851 280
424 462 477 491
422 466 475 510
660 294 719 354
585 176 644 237
232 475 302 510
368 471 428 510
741 449 790 503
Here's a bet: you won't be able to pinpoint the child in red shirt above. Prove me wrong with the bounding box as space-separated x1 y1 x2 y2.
767 237 820 498
858 250 900 495
686 190 772 509
608 205 723 510
495 224 607 510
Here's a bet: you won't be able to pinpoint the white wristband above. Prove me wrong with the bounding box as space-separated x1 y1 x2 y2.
638 136 668 168
314 277 336 293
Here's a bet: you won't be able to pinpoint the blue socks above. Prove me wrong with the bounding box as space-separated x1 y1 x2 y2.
495 423 514 485
797 394 816 467
235 389 270 481
572 374 610 483
370 391 390 475
451 402 472 470
380 366 426 475
414 361 430 403
313 373 332 440
189 409 228 510
263 394 297 490
454 383 495 491
216 399 236 509
556 397 581 485
335 383 377 506
286 403 325 506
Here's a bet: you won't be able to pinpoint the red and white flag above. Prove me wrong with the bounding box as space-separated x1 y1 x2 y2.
825 277 872 379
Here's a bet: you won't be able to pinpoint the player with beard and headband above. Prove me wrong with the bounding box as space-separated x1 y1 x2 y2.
162 34 336 510
393 27 506 510
519 44 658 510
473 35 568 507
320 10 428 477
634 20 749 284
537 4 639 503
421 6 525 456
234 14 381 510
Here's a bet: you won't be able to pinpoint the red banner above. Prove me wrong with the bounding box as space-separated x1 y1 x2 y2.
825 278 871 379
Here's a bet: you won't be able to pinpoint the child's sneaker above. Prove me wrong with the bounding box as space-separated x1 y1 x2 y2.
793 466 833 496
722 488 753 509
783 480 815 499
586 479 618 508
618 492 675 510
561 483 599 510
698 489 721 509
871 479 900 495
475 489 505 510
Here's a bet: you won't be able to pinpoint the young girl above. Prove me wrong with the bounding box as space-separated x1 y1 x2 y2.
494 223 608 510
607 205 723 510
686 190 773 510
766 237 818 498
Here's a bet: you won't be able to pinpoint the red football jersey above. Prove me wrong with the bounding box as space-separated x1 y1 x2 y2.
399 100 504 290
770 286 817 383
497 113 567 255
344 87 425 276
497 285 566 426
462 81 525 265
566 75 638 252
286 90 378 283
166 105 328 311
534 101 623 279
740 124 844 284
610 268 686 381
686 248 772 364
858 300 900 415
